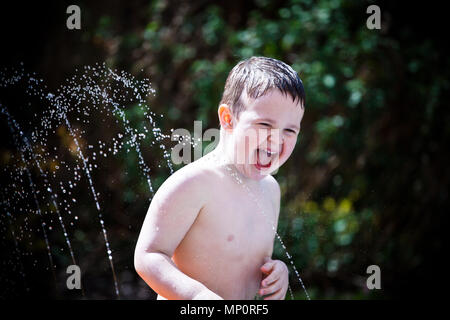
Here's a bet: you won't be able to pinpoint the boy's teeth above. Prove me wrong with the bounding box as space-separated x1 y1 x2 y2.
262 149 275 156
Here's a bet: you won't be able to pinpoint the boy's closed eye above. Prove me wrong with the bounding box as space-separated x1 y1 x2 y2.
285 129 297 134
258 122 297 135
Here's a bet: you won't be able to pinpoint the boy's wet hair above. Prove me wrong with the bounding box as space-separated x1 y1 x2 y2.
220 56 305 118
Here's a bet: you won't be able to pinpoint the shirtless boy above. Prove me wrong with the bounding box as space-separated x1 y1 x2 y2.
134 56 305 300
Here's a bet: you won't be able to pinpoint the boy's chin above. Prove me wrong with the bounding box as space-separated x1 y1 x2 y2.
241 163 277 180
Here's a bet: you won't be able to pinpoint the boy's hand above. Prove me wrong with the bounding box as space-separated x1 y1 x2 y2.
259 257 289 300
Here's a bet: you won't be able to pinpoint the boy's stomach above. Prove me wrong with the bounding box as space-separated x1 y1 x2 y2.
173 252 262 300
169 230 270 300
155 253 262 300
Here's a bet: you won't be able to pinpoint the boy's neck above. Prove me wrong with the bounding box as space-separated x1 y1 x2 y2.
207 137 261 188
207 141 233 167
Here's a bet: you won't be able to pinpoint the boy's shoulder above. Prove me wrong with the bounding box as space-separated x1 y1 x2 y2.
159 159 221 193
261 175 281 220
261 174 280 198
151 160 222 213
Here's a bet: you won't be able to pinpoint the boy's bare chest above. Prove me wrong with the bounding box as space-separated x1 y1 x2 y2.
193 181 277 255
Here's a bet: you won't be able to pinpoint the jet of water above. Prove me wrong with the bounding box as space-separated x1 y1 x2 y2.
0 63 172 298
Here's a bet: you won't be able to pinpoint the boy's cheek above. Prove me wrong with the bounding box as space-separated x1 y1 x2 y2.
280 143 295 162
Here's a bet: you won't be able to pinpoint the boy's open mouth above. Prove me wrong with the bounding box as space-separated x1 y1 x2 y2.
255 148 275 170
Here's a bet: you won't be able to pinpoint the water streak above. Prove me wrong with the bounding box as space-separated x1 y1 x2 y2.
0 63 170 298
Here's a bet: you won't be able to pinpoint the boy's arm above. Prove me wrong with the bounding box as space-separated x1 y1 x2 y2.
266 175 281 241
134 169 222 300
259 176 289 300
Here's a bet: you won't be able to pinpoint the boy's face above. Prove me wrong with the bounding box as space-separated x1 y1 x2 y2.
228 89 304 180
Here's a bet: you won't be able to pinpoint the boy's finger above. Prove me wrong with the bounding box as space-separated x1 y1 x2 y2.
260 261 275 274
262 260 283 278
259 280 282 296
262 288 283 300
261 270 279 287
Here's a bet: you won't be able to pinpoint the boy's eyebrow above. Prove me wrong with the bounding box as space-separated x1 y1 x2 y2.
256 118 300 131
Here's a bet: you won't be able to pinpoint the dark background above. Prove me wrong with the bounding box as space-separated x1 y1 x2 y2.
0 0 448 299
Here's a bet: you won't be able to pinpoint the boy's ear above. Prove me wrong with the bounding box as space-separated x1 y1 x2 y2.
218 104 233 130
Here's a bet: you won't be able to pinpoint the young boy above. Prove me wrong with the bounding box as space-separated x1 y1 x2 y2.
134 56 305 300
